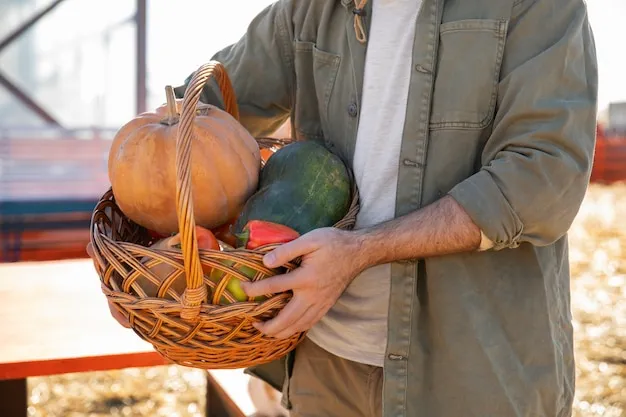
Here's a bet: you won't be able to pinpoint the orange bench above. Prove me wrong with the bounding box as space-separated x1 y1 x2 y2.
0 259 255 417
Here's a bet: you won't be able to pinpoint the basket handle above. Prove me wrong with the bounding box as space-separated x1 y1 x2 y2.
172 61 240 321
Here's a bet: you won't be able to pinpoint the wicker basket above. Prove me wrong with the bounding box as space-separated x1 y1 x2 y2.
89 61 360 370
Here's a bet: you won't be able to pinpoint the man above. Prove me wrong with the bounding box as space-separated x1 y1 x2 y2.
100 0 599 416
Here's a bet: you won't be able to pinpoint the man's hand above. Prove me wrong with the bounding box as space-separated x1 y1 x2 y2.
242 195 484 339
240 228 368 340
86 242 131 329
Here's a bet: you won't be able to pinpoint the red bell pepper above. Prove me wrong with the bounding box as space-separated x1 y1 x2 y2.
235 220 300 249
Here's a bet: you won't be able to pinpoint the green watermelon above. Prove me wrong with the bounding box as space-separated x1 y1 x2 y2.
233 140 352 235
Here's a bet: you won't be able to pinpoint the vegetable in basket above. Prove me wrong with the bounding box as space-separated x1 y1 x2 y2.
206 260 260 303
211 216 239 247
107 85 261 236
132 225 220 299
147 229 168 240
208 220 300 303
234 140 352 235
138 219 301 304
235 220 300 250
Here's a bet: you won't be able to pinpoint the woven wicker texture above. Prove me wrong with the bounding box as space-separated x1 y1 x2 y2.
90 61 360 369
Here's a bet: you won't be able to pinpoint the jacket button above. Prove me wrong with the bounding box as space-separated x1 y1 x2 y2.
387 353 406 361
347 102 358 117
415 64 431 74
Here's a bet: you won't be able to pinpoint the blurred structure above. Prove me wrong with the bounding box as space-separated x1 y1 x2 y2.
0 0 145 261
592 102 626 184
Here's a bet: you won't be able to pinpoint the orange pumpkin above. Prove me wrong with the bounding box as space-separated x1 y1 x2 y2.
108 86 261 235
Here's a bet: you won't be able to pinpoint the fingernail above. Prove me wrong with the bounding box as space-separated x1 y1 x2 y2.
263 253 276 267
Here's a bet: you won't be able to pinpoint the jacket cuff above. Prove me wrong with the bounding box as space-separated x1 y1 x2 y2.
448 170 524 251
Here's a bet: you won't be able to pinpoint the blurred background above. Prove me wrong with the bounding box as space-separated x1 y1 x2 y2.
0 1 624 416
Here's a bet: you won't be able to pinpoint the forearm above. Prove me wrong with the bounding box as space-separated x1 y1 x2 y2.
354 195 482 268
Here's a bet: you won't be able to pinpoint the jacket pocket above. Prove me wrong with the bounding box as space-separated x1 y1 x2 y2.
293 40 341 140
429 19 508 130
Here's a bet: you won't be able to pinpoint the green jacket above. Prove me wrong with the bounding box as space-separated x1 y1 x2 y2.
175 0 598 416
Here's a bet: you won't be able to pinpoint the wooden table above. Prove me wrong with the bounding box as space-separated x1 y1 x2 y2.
0 259 255 416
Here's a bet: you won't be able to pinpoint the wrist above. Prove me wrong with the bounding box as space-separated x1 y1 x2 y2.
349 227 386 271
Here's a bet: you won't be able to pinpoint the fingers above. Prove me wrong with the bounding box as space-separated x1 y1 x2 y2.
263 234 318 268
272 305 320 339
86 242 94 258
241 269 306 298
253 295 310 338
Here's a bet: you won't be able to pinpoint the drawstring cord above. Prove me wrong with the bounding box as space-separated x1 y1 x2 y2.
353 0 368 44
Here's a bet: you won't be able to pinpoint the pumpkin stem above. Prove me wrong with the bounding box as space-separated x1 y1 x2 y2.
162 85 180 126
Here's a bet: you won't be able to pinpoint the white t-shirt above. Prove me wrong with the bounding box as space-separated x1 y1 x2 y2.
307 0 423 367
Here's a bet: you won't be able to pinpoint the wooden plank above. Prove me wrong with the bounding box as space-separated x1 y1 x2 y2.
1 138 111 160
1 246 90 263
0 138 111 201
0 352 169 381
5 229 90 247
1 184 109 201
0 259 170 379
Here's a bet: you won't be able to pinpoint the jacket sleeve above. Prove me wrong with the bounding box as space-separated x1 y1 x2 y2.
173 1 294 137
448 0 599 251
